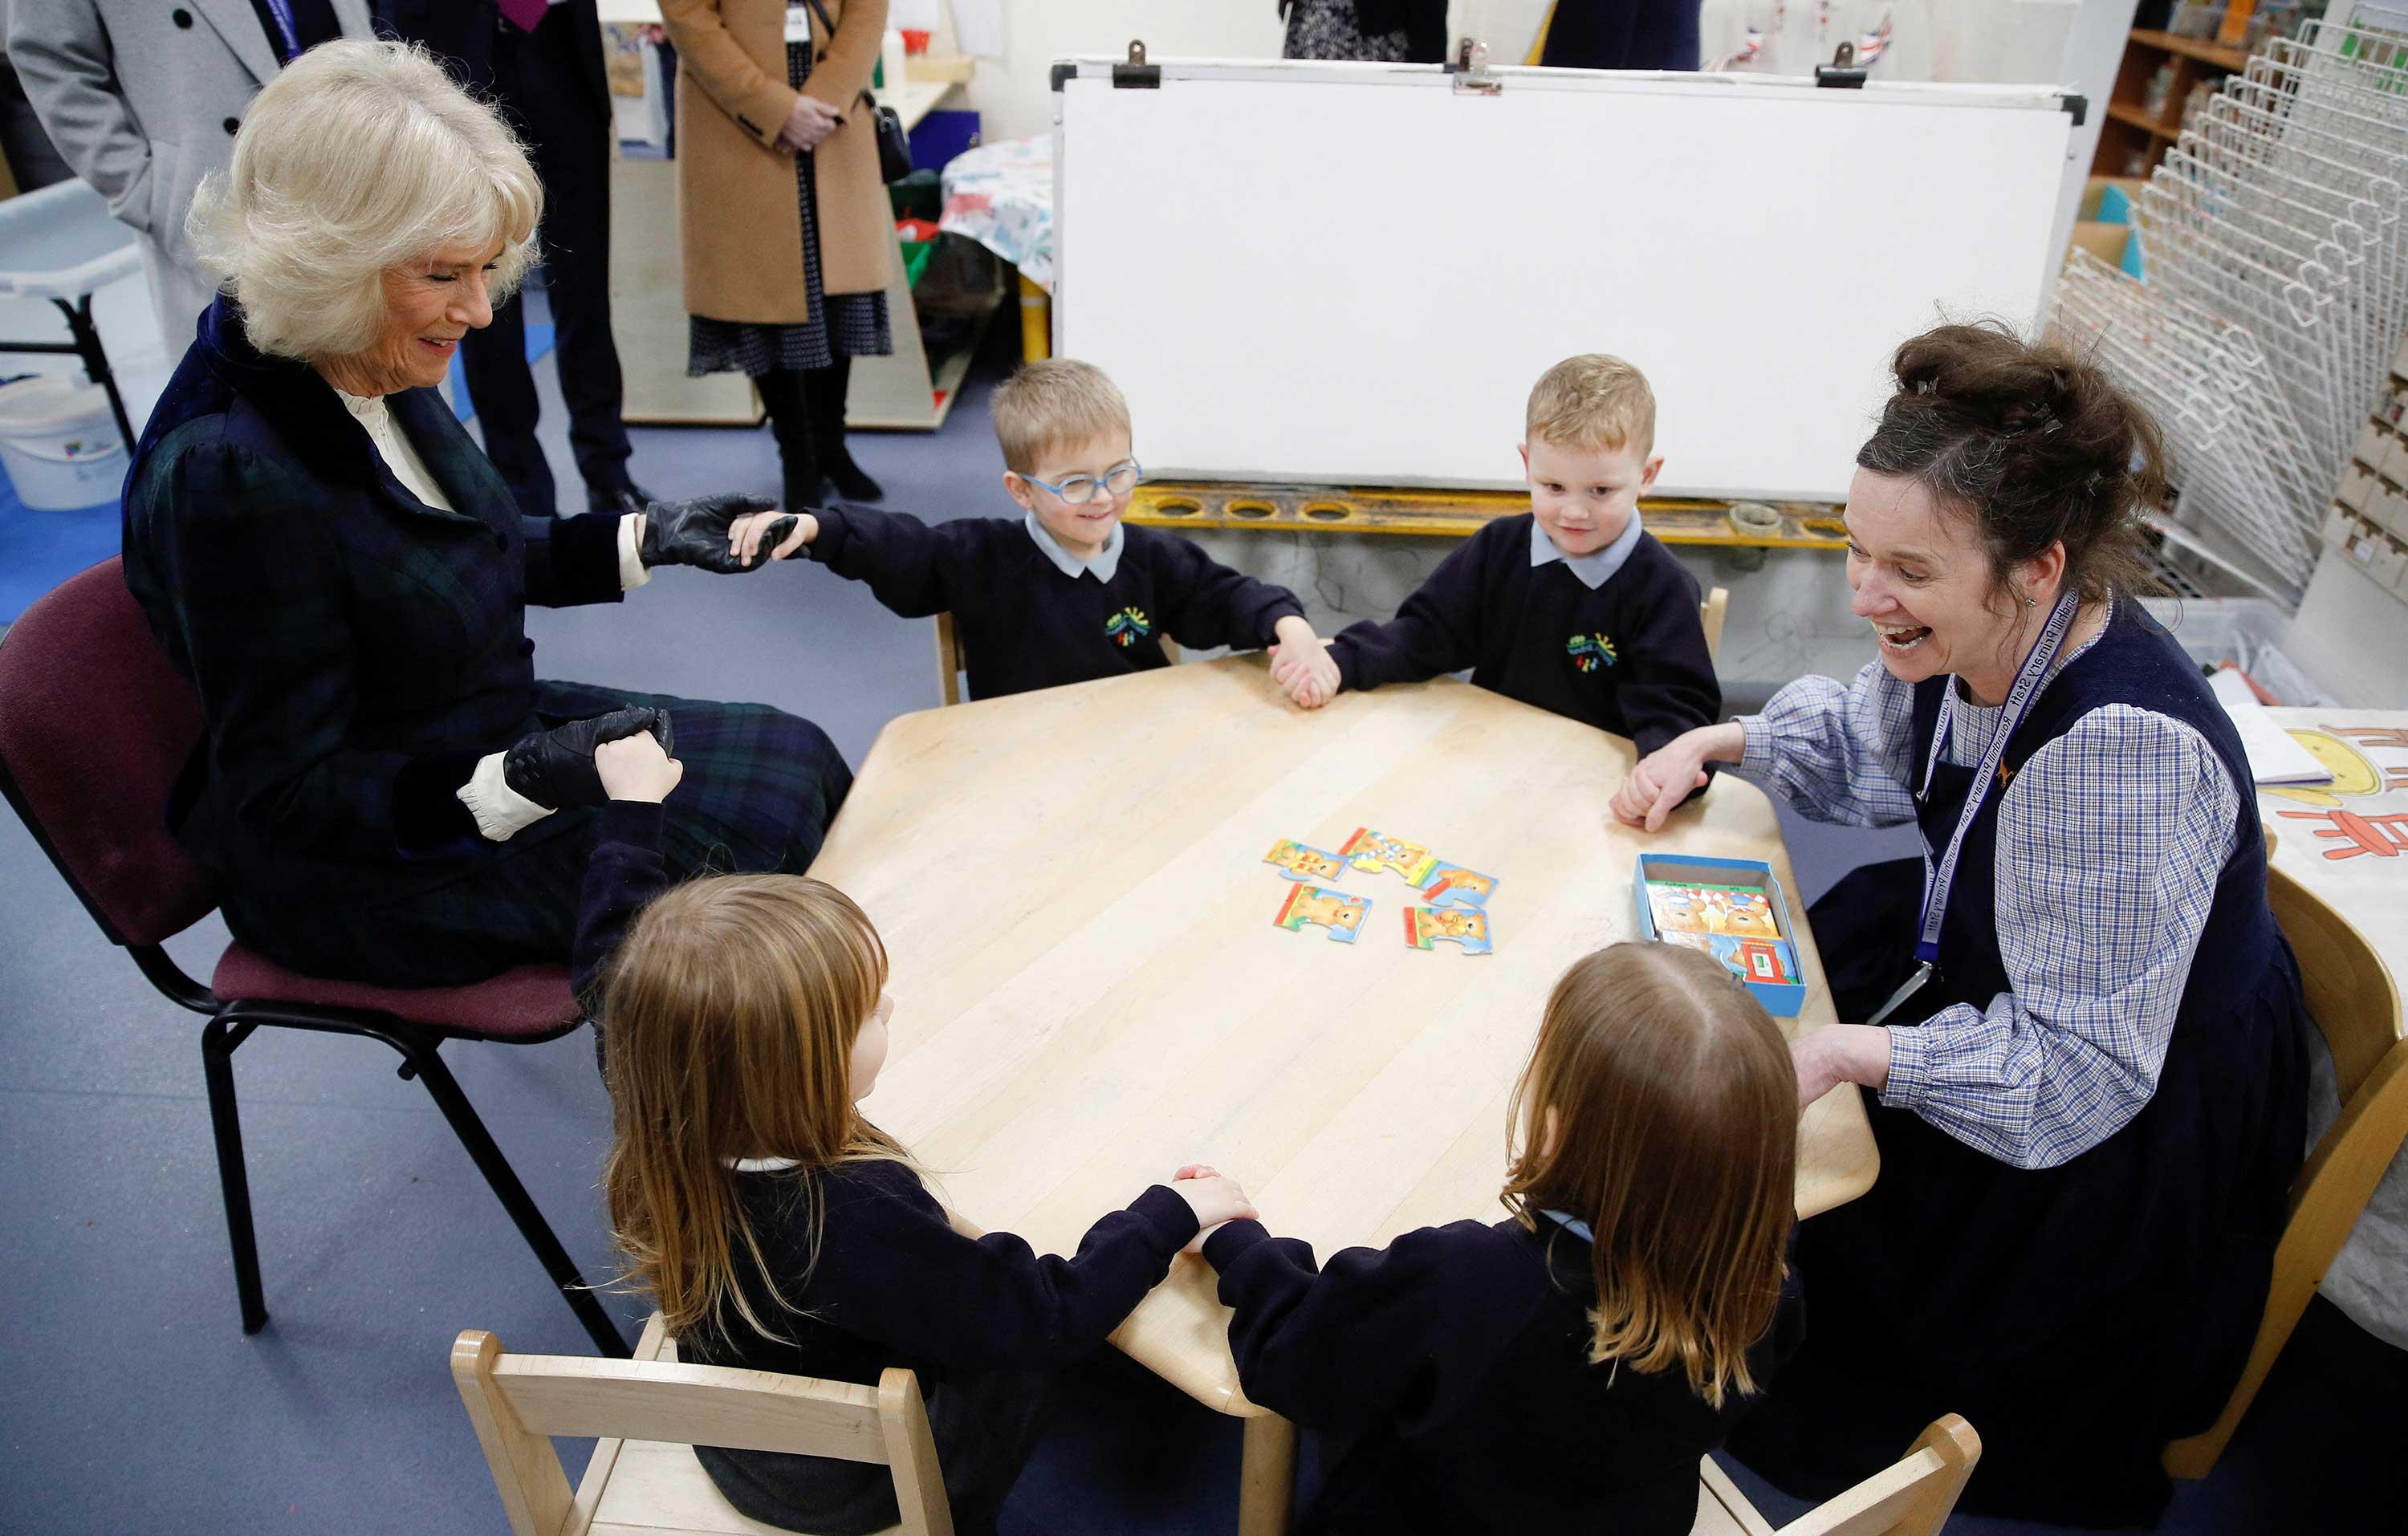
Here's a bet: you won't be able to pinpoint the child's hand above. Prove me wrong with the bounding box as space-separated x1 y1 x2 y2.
595 730 684 803
1611 724 1742 831
1169 1164 1257 1253
1609 754 1706 831
1269 619 1340 709
729 510 816 567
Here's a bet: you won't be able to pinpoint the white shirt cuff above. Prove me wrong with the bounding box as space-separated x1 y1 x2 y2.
456 750 557 842
618 512 651 591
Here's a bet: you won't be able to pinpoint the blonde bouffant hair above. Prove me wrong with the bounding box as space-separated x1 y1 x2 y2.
1503 941 1796 1408
188 39 543 362
1527 353 1658 458
600 875 908 1346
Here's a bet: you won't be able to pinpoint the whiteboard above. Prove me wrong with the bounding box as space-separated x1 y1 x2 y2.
1054 62 2076 502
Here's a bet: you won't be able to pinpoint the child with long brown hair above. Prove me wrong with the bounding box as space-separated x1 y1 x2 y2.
576 731 1255 1536
1197 941 1803 1535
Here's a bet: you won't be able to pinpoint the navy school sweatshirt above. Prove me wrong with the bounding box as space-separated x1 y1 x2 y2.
572 802 1201 1384
1328 513 1721 759
1203 1215 1804 1536
803 505 1307 701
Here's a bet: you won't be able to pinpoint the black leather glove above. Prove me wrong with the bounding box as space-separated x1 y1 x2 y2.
502 707 673 811
637 493 797 575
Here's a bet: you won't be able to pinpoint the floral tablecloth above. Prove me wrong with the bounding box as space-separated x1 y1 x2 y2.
940 134 1055 293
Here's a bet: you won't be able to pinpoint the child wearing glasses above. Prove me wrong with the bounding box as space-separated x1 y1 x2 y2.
1274 355 1720 769
732 360 1341 705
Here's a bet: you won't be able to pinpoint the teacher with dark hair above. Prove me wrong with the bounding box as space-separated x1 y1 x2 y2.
1612 322 2309 1522
121 39 840 989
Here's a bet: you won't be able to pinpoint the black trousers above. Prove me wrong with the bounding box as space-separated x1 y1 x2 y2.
463 6 634 516
1540 0 1702 71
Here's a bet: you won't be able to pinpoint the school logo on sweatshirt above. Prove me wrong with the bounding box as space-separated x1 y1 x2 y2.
1567 632 1617 673
1105 607 1154 648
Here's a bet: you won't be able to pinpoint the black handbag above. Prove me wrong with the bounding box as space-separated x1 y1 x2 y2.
800 0 913 182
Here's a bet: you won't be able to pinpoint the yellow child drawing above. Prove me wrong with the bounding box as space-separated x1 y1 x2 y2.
2264 730 2388 807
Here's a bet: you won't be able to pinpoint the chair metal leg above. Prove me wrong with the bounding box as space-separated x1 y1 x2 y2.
50 294 136 450
404 1040 631 1358
200 1017 269 1334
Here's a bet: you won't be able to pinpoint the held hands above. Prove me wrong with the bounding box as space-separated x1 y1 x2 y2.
595 729 684 803
1609 721 1743 831
504 707 673 811
1170 1162 1258 1254
775 93 844 152
1791 1024 1893 1110
641 494 793 575
1267 617 1340 709
730 509 818 567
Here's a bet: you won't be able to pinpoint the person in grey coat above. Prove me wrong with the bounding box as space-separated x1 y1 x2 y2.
6 0 372 347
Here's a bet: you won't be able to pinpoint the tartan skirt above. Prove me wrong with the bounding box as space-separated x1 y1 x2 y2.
220 681 852 988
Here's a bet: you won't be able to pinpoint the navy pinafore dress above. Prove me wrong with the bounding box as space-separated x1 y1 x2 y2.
1731 605 2309 1524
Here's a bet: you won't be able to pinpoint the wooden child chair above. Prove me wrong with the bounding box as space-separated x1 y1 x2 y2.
1702 586 1730 666
932 610 1176 706
1694 1415 1981 1536
2162 861 2408 1478
454 1316 954 1536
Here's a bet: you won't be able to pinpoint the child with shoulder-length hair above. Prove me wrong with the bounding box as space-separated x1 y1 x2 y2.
579 731 1254 1536
1198 941 1803 1536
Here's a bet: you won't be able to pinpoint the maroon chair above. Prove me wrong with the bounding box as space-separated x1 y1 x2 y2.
0 559 626 1357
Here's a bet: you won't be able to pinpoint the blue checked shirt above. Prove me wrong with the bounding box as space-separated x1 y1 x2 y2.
1736 646 2240 1170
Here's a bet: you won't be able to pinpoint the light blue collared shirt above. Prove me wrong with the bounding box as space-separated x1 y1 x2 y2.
1024 510 1125 583
1530 510 1645 590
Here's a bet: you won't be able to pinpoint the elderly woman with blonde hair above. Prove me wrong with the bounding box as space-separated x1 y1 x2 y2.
121 39 844 991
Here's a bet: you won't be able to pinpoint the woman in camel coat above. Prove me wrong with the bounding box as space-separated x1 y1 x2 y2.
660 0 892 507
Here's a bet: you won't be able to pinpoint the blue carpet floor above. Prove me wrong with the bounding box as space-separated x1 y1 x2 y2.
0 320 555 624
1 312 2399 1535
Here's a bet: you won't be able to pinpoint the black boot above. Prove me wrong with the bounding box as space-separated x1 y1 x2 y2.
756 368 824 511
809 356 884 502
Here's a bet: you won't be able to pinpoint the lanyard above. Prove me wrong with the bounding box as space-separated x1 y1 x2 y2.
1539 1208 1595 1242
259 0 302 61
1865 590 2080 1028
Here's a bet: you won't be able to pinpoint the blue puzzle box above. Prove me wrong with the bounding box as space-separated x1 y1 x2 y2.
1632 853 1807 1018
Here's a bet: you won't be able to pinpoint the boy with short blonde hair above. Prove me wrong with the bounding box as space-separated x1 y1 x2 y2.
1278 354 1719 758
742 360 1339 704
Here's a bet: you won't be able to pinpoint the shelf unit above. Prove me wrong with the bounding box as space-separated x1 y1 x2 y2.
2321 338 2408 607
2093 27 2252 177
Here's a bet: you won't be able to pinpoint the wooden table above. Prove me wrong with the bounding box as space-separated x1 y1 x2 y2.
807 657 1880 1535
2259 708 2408 1350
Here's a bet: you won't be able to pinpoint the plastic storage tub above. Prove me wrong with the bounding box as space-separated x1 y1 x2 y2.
0 376 124 510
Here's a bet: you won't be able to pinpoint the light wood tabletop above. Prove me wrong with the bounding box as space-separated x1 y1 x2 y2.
807 656 1878 1532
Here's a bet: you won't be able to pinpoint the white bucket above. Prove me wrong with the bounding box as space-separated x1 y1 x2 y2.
0 376 125 510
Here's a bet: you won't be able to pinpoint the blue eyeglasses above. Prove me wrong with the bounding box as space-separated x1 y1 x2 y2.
1023 458 1142 506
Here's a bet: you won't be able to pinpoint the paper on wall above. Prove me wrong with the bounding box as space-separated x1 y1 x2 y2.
950 0 1003 58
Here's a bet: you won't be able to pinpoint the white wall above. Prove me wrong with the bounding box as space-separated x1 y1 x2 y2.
2286 547 2408 706
950 1 1287 145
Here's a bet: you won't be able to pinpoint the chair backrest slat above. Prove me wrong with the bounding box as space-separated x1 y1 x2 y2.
2270 864 2402 1103
491 1357 888 1462
0 558 215 944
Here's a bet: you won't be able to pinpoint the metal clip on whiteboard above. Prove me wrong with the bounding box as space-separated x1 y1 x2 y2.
1816 40 1867 89
1449 38 1499 96
1112 40 1158 90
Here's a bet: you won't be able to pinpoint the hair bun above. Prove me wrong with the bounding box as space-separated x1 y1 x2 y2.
1862 319 2163 605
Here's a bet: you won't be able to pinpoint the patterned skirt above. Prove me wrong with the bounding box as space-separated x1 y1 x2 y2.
688 39 893 377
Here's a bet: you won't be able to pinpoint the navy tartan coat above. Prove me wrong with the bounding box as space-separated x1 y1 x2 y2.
121 296 628 909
